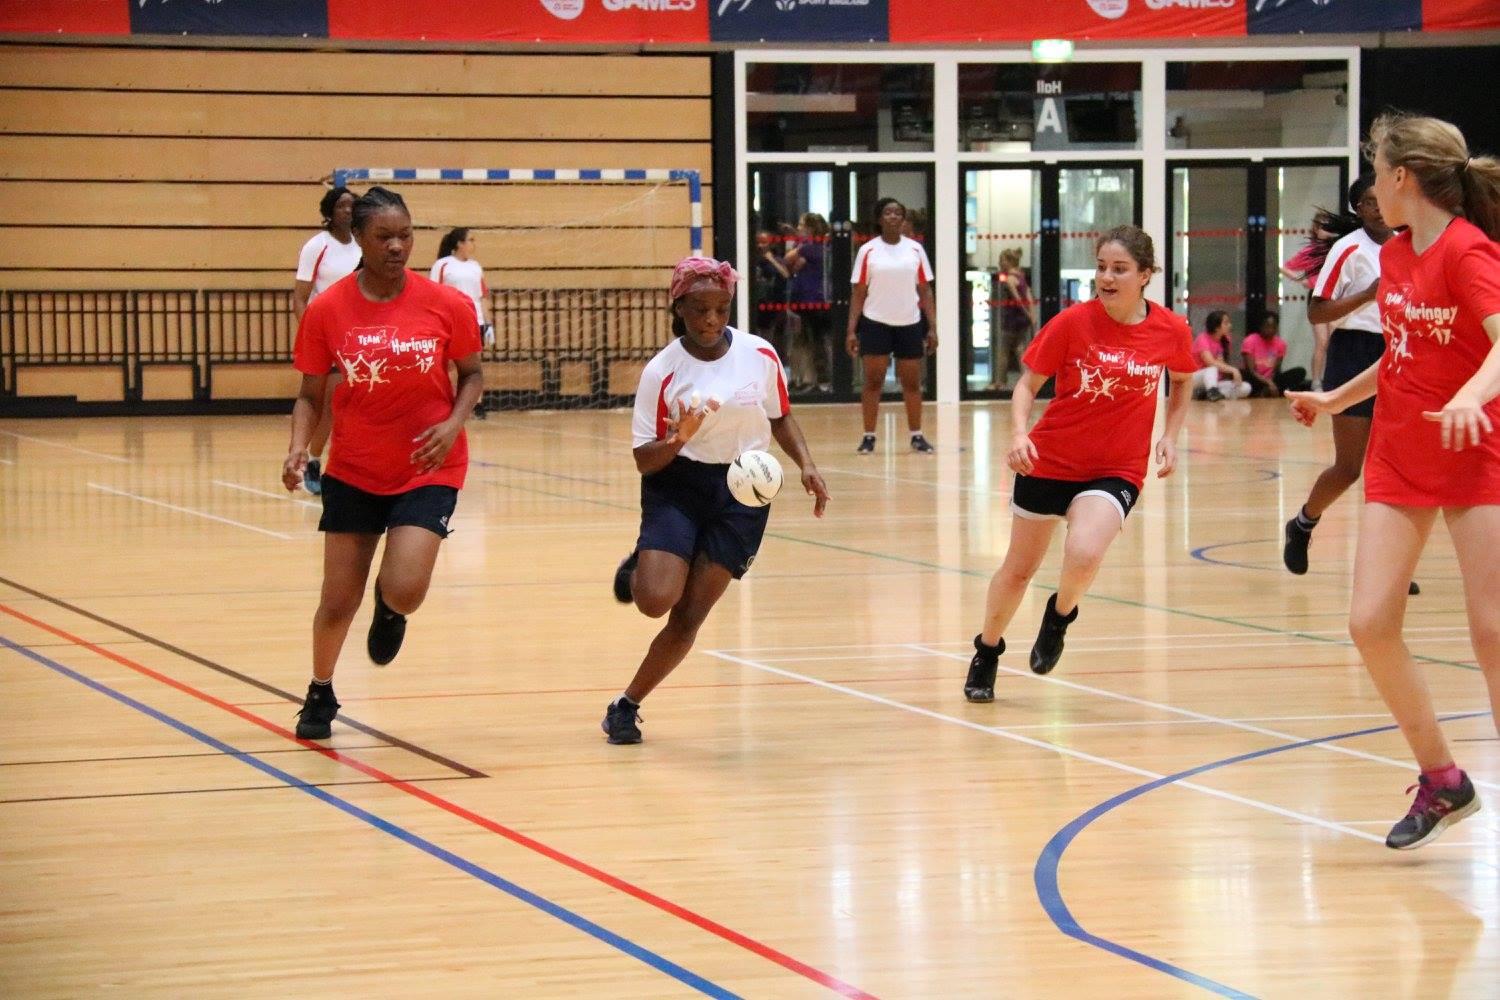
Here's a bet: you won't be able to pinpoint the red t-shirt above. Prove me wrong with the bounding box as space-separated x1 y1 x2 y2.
1365 218 1500 506
1022 299 1197 489
294 271 483 495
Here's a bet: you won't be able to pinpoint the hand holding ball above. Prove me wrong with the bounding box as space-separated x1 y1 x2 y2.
727 450 783 507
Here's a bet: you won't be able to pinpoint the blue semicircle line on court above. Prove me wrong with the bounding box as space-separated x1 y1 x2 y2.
1034 711 1491 999
0 635 742 1000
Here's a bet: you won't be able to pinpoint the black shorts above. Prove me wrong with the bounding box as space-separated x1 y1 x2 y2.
857 316 926 359
1324 328 1384 418
1012 473 1139 523
318 474 458 538
637 457 770 579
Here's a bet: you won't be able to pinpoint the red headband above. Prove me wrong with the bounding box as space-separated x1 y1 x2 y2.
670 256 739 301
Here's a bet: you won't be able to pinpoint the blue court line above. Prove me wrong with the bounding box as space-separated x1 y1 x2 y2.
1034 712 1490 999
1190 539 1464 591
0 635 740 1000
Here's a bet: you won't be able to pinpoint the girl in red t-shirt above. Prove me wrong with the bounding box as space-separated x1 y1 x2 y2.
1288 113 1500 850
964 226 1196 701
281 187 485 741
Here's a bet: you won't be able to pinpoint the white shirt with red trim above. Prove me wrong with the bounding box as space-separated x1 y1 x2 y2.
631 328 789 464
851 235 933 327
1313 228 1382 333
295 230 361 299
430 255 488 325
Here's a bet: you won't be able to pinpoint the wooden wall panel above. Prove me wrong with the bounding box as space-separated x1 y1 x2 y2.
0 180 708 229
0 90 708 141
0 43 716 404
0 227 702 272
0 137 713 183
0 45 708 97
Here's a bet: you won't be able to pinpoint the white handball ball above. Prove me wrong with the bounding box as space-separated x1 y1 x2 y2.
727 449 783 508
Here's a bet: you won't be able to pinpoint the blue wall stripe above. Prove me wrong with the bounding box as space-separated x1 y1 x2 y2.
0 635 741 1000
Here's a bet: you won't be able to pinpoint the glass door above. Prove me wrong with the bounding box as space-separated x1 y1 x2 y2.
1169 164 1250 338
748 163 934 403
961 162 1140 397
1168 159 1345 367
748 165 836 400
962 167 1042 394
1266 161 1345 382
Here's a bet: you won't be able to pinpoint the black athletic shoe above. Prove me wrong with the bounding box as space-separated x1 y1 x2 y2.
294 682 340 740
910 433 935 454
1386 773 1480 850
1409 580 1421 596
964 634 1005 703
366 583 407 666
1030 594 1078 675
602 698 643 745
1283 516 1312 575
303 456 323 496
613 550 639 605
856 434 876 455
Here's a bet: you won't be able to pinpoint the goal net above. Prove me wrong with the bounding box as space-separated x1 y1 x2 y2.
332 167 702 411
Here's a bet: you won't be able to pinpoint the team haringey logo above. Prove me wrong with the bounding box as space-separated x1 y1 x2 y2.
1381 283 1459 376
1075 347 1164 403
336 326 440 391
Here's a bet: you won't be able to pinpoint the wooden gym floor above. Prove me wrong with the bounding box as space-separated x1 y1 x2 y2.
1 400 1496 998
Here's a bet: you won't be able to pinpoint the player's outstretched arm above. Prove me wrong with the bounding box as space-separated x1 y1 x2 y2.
282 372 327 490
1286 360 1379 427
1155 371 1193 479
1007 369 1047 475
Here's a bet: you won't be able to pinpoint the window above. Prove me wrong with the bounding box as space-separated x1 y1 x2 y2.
1166 60 1348 150
959 63 1141 153
746 62 934 154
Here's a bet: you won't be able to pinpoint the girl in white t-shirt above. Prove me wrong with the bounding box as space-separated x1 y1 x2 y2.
292 185 360 495
846 198 938 454
430 227 494 345
602 256 831 745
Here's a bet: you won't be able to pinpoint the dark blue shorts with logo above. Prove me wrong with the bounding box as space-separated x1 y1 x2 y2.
637 456 770 578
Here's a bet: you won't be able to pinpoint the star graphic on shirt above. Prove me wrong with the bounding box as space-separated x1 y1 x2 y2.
1077 363 1119 401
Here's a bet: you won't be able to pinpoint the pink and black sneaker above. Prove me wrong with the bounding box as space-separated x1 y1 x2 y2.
1385 772 1480 850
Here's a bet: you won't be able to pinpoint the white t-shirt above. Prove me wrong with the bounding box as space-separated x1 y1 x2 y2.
430 255 488 325
851 235 933 327
1313 228 1383 333
295 231 361 299
631 328 789 464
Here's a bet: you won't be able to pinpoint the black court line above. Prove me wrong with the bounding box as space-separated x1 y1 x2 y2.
1 775 473 805
0 575 486 779
0 744 388 767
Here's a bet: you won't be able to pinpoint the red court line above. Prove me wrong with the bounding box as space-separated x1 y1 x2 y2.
0 602 877 1000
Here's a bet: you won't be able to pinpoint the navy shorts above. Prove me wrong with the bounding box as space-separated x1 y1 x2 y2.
318 474 458 538
1012 473 1139 524
857 316 926 359
637 457 770 578
1324 328 1384 419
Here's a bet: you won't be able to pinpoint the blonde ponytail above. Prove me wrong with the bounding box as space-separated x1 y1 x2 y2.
1366 112 1500 241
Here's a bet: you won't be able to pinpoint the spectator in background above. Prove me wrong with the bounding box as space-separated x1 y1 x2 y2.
293 185 361 496
1240 312 1308 396
1190 311 1251 400
430 227 493 346
783 212 833 393
990 247 1036 390
752 229 791 369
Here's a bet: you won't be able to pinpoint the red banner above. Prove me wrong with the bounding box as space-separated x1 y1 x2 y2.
890 0 1245 41
1423 0 1500 31
0 0 128 35
327 0 708 43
